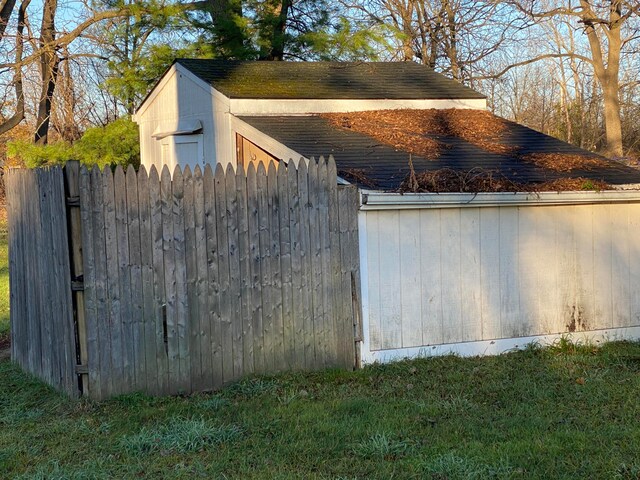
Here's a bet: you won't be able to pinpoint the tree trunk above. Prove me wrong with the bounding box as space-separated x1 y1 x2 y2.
259 0 291 61
34 0 59 145
601 78 623 157
0 0 17 39
0 0 28 136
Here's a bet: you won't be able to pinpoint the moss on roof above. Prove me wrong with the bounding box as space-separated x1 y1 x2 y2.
175 59 487 100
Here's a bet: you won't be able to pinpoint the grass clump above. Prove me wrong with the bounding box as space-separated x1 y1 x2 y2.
352 433 414 459
119 417 242 454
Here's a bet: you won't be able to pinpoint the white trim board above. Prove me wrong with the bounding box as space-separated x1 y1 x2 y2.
360 190 640 210
229 98 487 115
361 326 640 363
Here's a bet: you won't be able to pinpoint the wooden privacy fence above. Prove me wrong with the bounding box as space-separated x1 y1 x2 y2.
6 158 361 400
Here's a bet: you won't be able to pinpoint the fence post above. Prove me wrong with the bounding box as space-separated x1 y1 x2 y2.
64 161 88 395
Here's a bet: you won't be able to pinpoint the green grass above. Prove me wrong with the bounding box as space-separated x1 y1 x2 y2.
1 340 640 479
0 216 8 338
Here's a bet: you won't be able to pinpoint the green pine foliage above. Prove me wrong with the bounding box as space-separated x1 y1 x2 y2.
6 118 140 169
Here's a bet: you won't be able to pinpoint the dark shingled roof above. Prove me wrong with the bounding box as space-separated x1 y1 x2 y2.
175 59 486 100
239 114 640 190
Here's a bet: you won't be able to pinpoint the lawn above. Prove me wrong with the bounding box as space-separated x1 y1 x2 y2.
1 214 640 479
1 339 639 479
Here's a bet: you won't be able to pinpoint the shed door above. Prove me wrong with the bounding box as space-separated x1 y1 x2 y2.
174 135 204 171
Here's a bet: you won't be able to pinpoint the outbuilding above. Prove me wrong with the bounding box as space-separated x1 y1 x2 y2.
134 59 640 363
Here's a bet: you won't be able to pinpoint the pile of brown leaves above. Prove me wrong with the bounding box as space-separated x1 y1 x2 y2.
523 153 609 172
399 168 611 193
322 109 514 158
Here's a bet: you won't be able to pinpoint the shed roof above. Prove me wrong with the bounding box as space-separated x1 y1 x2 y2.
174 59 486 100
239 112 640 190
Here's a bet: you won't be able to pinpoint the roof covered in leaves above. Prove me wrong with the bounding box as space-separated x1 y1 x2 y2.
239 110 640 191
175 59 486 100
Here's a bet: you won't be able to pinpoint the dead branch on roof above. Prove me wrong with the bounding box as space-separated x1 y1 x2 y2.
398 167 611 193
338 168 378 189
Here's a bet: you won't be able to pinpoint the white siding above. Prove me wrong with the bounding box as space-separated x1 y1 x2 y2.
135 66 233 172
360 201 640 359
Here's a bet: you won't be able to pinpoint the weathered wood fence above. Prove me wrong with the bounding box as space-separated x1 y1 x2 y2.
6 158 361 400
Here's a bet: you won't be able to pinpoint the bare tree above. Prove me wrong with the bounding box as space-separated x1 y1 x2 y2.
507 0 640 157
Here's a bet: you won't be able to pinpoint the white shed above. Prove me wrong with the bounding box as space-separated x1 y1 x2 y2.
135 59 640 363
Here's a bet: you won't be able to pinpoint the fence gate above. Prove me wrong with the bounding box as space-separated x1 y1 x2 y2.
7 158 361 400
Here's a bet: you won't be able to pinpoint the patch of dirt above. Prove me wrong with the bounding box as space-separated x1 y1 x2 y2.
322 109 516 159
399 168 611 193
523 153 610 172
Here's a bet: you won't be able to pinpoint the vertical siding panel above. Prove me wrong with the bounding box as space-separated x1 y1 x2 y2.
592 204 613 329
549 206 573 334
611 204 631 328
440 208 462 344
419 209 443 346
479 207 501 340
377 210 402 350
365 211 380 351
574 204 596 334
460 208 482 342
517 207 539 337
499 207 520 339
399 210 422 348
629 204 640 326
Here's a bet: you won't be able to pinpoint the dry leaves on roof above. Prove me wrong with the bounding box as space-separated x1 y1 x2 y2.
522 153 610 172
399 168 611 193
338 168 378 189
322 109 515 159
